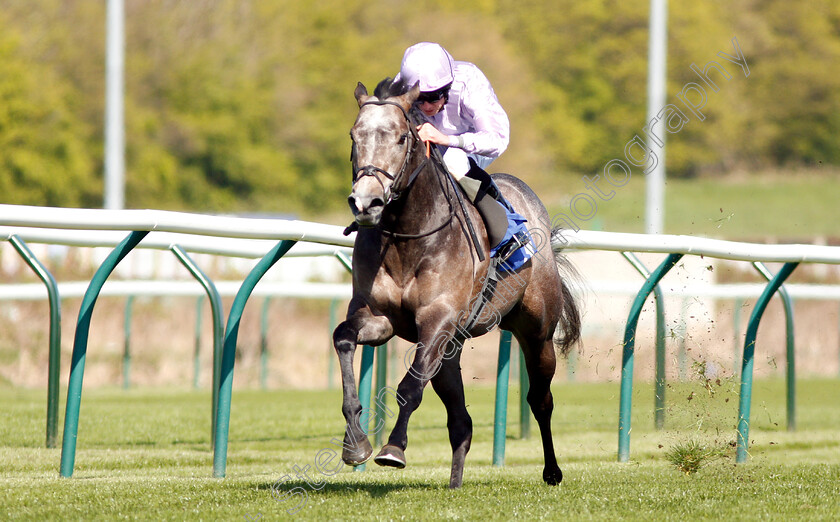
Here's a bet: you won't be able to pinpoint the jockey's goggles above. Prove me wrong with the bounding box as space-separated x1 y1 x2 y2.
417 85 451 104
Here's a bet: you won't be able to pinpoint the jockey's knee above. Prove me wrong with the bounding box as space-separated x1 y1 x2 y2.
443 148 470 179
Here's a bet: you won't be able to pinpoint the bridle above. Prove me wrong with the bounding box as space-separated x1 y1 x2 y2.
349 97 481 252
352 100 430 206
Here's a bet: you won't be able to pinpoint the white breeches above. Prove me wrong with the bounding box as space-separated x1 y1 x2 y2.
442 147 493 180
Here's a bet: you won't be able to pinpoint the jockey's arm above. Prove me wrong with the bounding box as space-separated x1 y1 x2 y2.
416 104 508 154
416 65 510 157
453 66 510 158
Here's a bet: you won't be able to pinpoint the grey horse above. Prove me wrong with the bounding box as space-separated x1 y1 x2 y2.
333 78 581 488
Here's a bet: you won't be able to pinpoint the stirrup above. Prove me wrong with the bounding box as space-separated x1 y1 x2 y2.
493 230 530 264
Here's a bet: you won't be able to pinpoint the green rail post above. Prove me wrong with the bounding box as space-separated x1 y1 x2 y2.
213 240 296 478
170 245 224 450
260 297 271 390
60 230 148 477
354 344 376 472
193 296 204 389
519 347 530 439
621 252 668 431
493 330 512 467
736 262 798 463
753 262 796 431
655 291 666 430
618 253 682 463
374 344 388 447
785 295 796 431
122 296 134 389
8 235 61 448
733 298 743 375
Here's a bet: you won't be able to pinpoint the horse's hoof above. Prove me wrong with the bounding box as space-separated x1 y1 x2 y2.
374 445 407 469
341 437 373 466
543 465 563 486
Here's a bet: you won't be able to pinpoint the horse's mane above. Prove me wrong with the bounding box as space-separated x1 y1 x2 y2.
372 76 423 125
373 76 409 99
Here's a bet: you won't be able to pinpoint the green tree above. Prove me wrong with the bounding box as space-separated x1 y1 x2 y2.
1 0 838 214
0 17 99 206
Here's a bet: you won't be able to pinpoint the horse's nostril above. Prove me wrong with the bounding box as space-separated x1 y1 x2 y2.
348 193 384 216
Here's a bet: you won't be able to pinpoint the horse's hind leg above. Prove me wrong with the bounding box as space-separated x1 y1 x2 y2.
519 334 563 485
430 347 472 489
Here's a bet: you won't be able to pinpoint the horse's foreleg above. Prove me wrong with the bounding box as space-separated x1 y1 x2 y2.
430 347 472 489
334 309 395 466
520 335 563 485
333 320 373 465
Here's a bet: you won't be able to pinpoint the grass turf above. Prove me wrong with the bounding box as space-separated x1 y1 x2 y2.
543 170 840 239
2 378 839 520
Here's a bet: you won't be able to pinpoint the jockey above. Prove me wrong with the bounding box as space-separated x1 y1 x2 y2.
395 42 530 263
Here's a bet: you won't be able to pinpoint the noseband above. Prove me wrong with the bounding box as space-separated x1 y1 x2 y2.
352 100 429 205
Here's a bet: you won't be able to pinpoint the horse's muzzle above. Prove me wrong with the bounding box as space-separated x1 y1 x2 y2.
348 193 385 226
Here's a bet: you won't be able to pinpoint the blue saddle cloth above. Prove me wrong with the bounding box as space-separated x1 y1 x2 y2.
489 207 533 272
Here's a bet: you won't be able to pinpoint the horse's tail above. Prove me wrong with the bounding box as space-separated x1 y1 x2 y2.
551 228 582 356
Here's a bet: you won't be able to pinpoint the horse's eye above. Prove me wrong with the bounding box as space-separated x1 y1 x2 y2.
398 133 408 145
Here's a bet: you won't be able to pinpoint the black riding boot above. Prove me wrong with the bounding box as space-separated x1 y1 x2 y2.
459 161 529 257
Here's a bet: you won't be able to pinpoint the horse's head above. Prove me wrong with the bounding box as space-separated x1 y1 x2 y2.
348 81 421 226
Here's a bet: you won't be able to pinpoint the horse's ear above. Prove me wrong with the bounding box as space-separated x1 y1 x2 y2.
355 82 371 107
396 83 420 111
